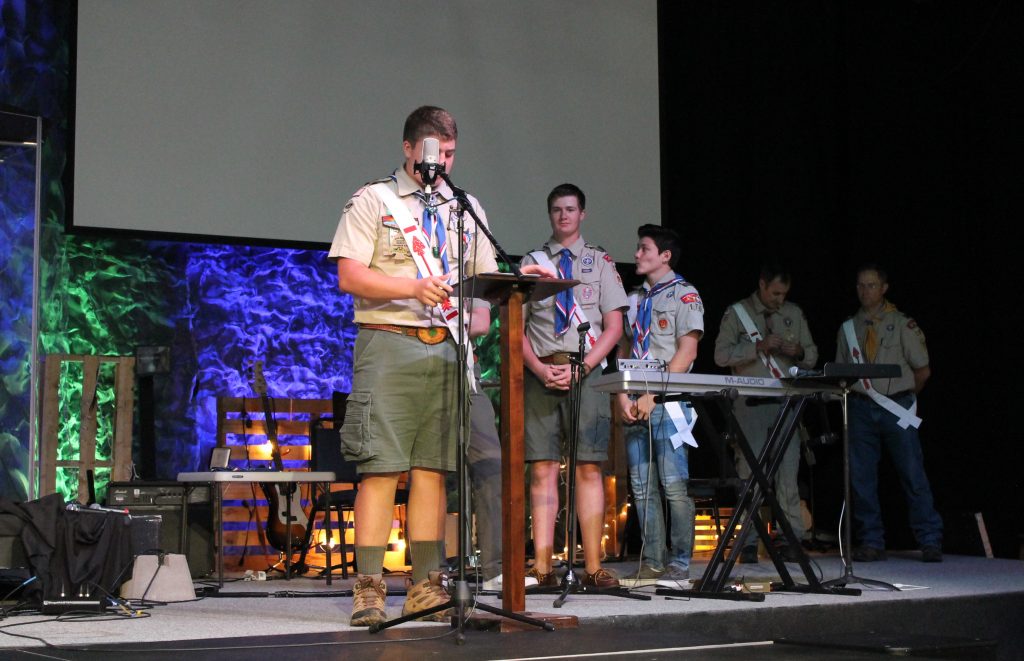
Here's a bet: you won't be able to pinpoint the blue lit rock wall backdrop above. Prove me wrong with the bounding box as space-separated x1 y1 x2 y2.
1 1 359 494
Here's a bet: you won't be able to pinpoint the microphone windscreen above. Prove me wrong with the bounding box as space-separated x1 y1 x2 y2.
422 137 440 166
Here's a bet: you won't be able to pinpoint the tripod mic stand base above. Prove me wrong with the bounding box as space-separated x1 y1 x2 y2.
369 579 558 635
463 609 573 633
822 575 898 592
530 574 653 607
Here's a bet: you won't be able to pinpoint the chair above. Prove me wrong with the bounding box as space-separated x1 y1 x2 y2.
297 415 359 579
297 393 409 580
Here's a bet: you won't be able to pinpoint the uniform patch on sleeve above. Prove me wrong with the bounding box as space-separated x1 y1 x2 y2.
681 293 702 304
907 319 917 329
603 254 614 263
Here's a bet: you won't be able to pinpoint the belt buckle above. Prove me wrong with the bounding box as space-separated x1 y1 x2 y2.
551 352 572 365
417 327 447 345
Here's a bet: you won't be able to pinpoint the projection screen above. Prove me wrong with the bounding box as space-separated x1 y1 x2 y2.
71 1 660 260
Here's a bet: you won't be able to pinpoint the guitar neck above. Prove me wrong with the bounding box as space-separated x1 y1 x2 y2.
260 394 284 472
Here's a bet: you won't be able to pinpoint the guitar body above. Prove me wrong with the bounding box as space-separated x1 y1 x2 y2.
262 482 309 552
249 360 311 553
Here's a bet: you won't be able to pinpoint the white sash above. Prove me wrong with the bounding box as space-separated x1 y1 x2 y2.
841 319 922 429
371 183 475 389
528 250 604 367
732 303 785 379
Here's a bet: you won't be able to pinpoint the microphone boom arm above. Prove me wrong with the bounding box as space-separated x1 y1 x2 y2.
438 171 522 277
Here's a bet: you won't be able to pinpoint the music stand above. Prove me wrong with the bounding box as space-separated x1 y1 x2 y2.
811 362 902 592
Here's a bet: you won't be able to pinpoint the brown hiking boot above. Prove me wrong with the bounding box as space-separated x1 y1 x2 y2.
582 567 620 589
526 567 560 588
401 570 452 622
350 575 387 627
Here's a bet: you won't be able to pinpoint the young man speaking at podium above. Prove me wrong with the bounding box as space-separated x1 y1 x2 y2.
328 106 550 626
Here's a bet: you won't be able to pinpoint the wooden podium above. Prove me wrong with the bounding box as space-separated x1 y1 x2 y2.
458 273 575 616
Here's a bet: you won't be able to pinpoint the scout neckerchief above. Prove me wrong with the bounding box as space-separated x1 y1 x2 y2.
630 275 686 359
842 315 922 429
732 302 785 379
370 181 475 389
554 248 576 336
527 248 600 354
414 190 450 275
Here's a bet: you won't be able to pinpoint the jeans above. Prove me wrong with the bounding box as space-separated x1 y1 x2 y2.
848 393 942 549
624 405 695 571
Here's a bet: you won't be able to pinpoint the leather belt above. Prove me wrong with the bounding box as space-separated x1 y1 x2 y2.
538 352 573 365
358 323 449 345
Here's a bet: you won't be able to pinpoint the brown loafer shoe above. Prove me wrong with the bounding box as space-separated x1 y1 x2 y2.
526 567 560 588
582 567 620 589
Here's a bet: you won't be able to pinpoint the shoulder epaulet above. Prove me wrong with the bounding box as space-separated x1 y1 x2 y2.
366 174 394 186
584 242 606 253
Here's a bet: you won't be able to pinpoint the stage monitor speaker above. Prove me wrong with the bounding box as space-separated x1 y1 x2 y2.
106 482 215 578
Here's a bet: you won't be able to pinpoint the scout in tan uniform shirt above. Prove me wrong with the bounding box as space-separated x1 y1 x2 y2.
520 183 629 590
834 264 942 563
617 224 703 585
713 265 818 562
328 106 549 626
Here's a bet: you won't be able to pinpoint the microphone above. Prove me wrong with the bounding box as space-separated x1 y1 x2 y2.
788 366 822 378
576 322 591 336
416 137 444 188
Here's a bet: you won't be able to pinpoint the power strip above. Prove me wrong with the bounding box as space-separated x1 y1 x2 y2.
41 598 105 614
617 359 665 371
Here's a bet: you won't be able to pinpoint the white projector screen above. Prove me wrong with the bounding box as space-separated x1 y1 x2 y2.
72 1 660 260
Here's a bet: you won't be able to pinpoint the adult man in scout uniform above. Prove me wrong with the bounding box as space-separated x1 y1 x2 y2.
328 106 548 626
616 224 703 587
835 264 942 563
713 265 818 563
520 183 629 589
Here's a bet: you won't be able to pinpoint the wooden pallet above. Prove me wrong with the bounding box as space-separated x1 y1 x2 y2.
38 354 135 500
215 397 409 572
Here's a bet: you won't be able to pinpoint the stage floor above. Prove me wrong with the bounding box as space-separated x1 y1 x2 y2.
2 550 1022 660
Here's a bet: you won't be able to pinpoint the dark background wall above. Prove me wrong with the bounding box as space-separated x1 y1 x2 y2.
651 1 1022 556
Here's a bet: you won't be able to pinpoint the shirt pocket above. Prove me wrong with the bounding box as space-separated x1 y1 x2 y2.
577 273 602 313
651 300 677 336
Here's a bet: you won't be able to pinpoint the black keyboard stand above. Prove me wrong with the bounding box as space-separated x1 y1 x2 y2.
654 389 861 601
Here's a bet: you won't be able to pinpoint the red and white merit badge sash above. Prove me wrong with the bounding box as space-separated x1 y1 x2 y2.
732 303 786 379
371 183 475 389
842 319 922 429
528 249 604 367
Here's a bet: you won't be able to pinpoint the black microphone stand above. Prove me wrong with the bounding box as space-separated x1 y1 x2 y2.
370 169 552 640
821 381 898 592
536 324 648 607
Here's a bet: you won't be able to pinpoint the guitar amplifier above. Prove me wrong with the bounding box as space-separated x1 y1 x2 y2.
106 481 215 577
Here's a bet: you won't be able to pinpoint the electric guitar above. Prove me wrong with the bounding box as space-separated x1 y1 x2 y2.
248 361 309 552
